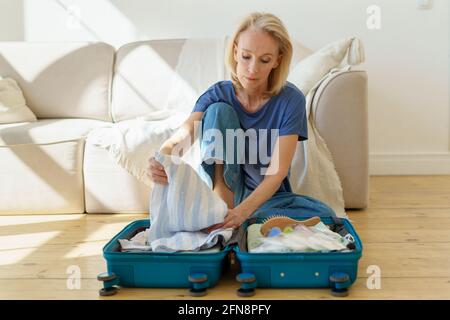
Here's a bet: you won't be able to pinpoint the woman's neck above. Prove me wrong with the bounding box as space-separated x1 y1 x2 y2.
234 82 270 110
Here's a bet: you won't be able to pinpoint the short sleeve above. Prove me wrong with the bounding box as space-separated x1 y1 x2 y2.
278 92 308 141
192 82 221 113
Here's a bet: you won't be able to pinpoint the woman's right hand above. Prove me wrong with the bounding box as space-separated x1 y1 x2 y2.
147 156 168 185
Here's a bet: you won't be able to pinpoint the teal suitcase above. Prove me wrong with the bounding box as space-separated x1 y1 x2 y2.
233 216 363 297
98 219 231 296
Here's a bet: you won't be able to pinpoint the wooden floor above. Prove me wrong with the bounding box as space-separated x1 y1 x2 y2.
1 176 450 300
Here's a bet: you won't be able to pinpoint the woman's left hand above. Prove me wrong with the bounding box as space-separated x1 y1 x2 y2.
202 207 250 233
222 207 249 229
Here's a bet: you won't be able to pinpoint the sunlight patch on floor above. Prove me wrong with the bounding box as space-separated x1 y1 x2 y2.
64 222 132 258
63 240 107 258
0 231 60 265
0 214 84 227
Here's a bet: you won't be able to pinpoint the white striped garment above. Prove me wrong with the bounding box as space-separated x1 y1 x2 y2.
148 152 232 252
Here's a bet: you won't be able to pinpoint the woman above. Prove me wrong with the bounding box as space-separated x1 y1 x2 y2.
147 12 335 230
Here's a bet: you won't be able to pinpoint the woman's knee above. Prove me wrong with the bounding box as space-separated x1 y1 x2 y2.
202 102 239 125
204 102 234 114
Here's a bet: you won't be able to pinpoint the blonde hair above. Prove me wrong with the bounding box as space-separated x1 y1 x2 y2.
225 12 293 97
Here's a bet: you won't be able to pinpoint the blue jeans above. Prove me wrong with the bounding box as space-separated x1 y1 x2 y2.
197 102 336 219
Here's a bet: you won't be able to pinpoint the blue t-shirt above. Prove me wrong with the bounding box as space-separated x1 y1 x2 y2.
192 80 307 192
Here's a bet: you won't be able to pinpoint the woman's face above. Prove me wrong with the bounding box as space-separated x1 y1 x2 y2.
233 27 282 91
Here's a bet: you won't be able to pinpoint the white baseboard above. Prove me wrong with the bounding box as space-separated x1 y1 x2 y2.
370 152 450 175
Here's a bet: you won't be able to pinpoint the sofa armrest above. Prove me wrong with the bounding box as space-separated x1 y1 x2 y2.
312 70 369 209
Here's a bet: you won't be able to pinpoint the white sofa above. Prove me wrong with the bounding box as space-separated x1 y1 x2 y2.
0 40 368 215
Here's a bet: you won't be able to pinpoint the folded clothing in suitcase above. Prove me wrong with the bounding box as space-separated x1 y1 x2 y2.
232 216 362 295
102 219 231 290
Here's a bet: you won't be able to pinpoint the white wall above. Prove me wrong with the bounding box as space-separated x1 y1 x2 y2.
0 0 449 174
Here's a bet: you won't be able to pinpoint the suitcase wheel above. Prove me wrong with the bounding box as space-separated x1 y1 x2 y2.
188 273 209 297
237 288 256 297
330 288 349 297
236 273 257 297
97 272 119 297
329 272 351 297
189 288 208 297
99 287 118 297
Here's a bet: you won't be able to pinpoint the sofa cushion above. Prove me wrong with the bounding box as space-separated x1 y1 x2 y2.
0 140 85 214
288 37 364 95
0 77 37 124
0 118 111 146
83 141 151 213
111 39 193 122
0 42 114 121
0 118 112 214
291 39 313 67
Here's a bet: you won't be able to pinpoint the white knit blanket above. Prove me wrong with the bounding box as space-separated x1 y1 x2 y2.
290 68 351 218
87 37 365 219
